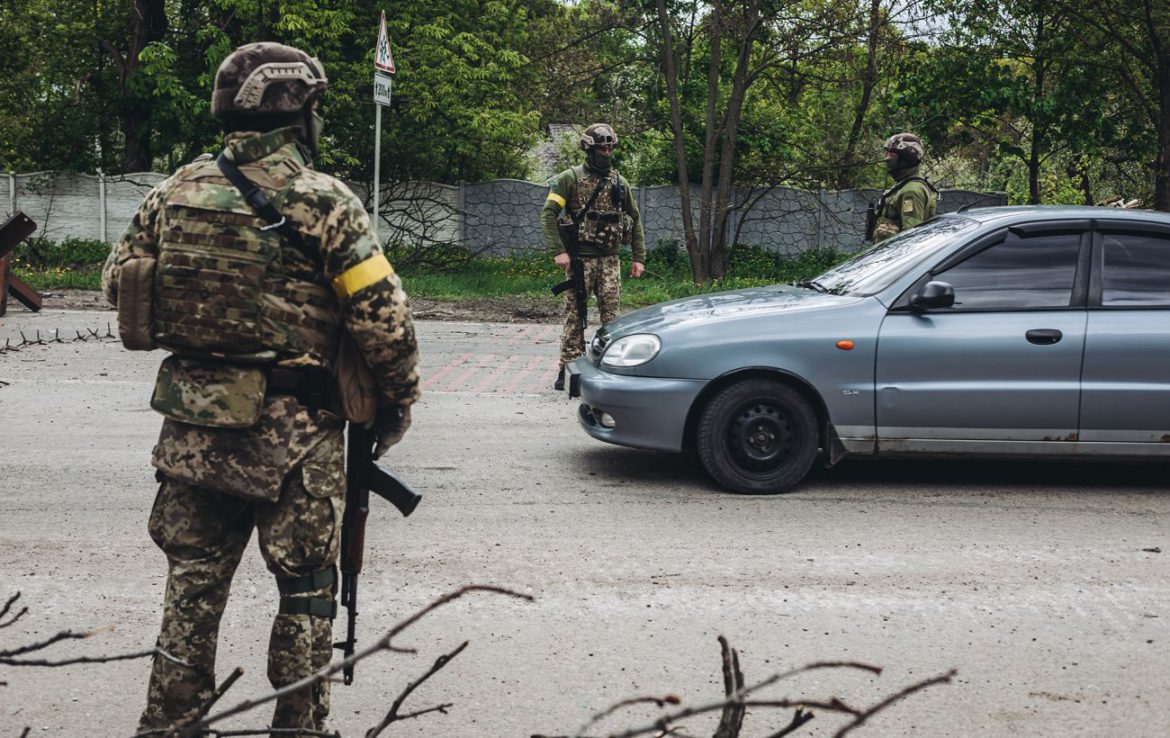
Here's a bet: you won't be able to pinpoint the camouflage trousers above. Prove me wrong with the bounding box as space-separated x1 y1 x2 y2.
137 457 344 736
559 255 621 367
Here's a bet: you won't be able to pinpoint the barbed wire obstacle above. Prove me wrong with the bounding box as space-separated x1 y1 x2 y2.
535 636 955 738
0 323 118 354
133 584 533 738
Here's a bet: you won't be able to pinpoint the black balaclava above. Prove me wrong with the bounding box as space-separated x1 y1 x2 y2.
587 148 612 173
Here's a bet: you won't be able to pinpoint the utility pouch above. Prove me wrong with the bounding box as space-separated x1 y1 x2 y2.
117 257 157 351
333 331 378 424
150 355 267 428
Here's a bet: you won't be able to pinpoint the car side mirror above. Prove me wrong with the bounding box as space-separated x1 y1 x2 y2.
910 280 955 311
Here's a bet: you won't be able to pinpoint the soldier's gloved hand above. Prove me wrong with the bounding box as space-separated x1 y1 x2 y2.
873 221 900 242
370 405 412 459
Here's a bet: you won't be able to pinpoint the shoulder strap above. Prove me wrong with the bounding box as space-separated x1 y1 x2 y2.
215 151 320 267
884 175 938 200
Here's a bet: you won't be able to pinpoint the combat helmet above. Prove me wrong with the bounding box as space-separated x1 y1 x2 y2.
883 132 925 164
212 42 327 119
580 123 618 151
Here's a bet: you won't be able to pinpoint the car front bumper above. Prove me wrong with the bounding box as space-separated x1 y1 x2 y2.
566 357 706 452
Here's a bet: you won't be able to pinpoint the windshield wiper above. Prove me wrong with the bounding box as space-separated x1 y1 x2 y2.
797 278 829 293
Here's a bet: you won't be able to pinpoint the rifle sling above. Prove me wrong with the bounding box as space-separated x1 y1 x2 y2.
216 151 321 269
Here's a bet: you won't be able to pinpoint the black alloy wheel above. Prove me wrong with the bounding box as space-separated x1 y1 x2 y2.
696 379 819 494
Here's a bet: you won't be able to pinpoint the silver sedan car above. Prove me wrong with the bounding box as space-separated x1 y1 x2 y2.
566 206 1170 494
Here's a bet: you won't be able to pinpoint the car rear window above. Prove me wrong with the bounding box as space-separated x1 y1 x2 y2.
1101 231 1170 307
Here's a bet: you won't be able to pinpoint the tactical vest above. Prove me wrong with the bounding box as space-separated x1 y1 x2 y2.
571 165 625 250
878 175 939 225
153 155 339 363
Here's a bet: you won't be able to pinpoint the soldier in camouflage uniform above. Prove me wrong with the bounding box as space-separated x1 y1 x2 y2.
101 42 420 736
541 123 645 389
873 132 939 242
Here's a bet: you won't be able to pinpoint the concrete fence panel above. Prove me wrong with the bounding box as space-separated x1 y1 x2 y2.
2 170 1007 257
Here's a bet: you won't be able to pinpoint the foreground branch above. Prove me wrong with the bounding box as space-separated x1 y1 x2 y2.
173 585 532 737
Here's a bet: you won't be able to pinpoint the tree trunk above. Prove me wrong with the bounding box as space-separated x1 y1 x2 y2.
839 0 884 189
695 1 725 284
119 0 167 172
1155 52 1170 211
655 0 702 278
710 2 761 281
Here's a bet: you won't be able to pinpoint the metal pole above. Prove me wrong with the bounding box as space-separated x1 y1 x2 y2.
98 171 107 243
373 103 382 239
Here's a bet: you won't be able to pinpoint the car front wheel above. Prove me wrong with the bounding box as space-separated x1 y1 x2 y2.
696 379 819 494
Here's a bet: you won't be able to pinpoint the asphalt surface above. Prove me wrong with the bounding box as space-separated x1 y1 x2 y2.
0 308 1167 737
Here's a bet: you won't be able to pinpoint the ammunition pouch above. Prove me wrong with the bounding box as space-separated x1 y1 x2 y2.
117 256 158 351
585 211 621 223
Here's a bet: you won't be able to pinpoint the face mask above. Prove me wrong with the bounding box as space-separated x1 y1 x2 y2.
311 111 325 142
885 156 901 177
589 149 612 171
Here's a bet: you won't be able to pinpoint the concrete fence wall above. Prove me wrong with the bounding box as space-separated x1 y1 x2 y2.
3 171 1006 256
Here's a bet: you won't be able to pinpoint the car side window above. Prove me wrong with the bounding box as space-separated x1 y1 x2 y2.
1100 231 1170 307
935 231 1082 310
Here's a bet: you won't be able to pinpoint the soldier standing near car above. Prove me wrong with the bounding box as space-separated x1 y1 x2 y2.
870 132 939 242
101 42 420 735
542 123 646 390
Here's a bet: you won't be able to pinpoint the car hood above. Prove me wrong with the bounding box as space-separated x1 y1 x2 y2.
605 285 864 336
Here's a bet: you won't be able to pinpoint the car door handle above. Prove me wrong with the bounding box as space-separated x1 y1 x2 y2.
1026 329 1063 345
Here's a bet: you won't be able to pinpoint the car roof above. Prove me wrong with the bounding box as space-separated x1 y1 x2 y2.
945 205 1170 228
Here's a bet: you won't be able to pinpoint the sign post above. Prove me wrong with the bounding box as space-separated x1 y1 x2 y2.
372 11 396 238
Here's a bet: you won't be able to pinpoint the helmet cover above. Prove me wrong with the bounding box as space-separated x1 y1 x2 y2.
580 123 618 151
211 42 328 118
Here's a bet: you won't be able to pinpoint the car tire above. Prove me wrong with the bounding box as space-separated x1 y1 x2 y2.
696 379 819 494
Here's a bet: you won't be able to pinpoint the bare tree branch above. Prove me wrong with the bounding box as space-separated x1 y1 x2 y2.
834 669 957 736
365 640 470 737
174 585 532 737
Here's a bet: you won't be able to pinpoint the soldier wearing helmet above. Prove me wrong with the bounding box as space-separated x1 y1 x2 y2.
541 123 646 390
102 42 420 734
870 132 939 242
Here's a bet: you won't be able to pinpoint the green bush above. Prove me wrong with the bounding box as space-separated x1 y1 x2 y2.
14 237 110 268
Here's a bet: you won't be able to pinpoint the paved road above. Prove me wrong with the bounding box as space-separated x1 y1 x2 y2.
1 309 1167 737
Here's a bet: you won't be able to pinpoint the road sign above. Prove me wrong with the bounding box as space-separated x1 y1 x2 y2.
373 73 392 106
374 11 396 74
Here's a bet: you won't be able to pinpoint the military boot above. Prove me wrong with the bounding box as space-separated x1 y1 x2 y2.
554 366 565 391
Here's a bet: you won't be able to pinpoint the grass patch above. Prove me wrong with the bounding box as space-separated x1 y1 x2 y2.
10 237 849 309
402 244 847 309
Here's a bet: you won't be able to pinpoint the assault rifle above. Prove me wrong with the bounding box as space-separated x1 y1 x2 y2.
335 421 421 684
551 223 588 334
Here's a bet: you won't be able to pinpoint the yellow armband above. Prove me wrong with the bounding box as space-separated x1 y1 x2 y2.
546 192 566 208
332 253 394 298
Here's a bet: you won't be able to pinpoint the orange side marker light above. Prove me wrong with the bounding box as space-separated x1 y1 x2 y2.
836 340 854 350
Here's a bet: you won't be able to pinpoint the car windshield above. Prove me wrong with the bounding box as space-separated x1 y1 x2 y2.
809 216 979 296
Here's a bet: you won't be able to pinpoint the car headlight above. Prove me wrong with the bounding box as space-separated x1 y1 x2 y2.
601 334 661 368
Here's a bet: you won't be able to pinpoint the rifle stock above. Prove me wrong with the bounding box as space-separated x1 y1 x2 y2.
335 421 420 684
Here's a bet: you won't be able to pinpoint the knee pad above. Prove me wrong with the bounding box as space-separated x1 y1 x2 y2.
277 566 337 619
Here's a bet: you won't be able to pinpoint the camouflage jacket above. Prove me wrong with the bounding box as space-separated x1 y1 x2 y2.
873 166 938 242
102 127 420 501
541 161 646 262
